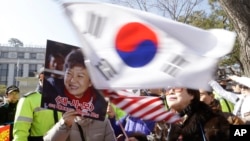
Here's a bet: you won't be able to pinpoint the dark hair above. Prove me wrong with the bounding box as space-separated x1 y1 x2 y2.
207 91 213 95
178 88 201 117
6 85 20 95
64 49 85 70
48 53 64 60
128 132 148 141
186 88 200 103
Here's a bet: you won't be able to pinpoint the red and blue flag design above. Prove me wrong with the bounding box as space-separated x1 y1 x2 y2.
64 2 236 91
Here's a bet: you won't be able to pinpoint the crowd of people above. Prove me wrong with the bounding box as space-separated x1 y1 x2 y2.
1 47 250 141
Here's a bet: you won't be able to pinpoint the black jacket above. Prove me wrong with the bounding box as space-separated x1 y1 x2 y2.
167 101 230 141
0 97 18 140
0 98 18 125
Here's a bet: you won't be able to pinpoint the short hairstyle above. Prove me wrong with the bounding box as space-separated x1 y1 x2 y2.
6 85 19 95
64 49 86 70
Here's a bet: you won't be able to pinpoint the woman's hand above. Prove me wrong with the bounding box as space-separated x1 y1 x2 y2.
62 110 79 127
106 103 116 118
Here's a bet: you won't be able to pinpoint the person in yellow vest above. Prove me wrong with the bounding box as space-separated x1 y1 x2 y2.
213 79 234 113
213 92 234 113
200 89 244 125
13 67 62 141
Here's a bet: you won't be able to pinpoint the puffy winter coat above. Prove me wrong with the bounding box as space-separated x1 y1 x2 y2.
167 102 230 141
43 118 116 141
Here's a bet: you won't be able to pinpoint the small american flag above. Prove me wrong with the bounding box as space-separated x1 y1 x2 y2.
103 90 180 123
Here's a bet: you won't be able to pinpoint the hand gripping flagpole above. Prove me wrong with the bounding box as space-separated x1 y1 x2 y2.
106 100 129 140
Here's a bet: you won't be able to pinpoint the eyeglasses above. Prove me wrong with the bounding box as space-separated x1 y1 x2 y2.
163 88 183 93
240 85 249 89
169 88 183 92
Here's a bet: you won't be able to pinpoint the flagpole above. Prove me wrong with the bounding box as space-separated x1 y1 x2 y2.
16 59 19 86
117 119 129 140
107 101 129 140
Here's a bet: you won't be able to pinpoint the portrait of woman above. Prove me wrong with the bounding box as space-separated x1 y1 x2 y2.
42 41 107 121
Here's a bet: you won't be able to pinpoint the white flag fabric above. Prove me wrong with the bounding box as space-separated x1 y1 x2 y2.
63 2 236 90
229 75 250 88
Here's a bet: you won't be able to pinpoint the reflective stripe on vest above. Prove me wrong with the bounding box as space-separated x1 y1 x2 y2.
16 116 33 123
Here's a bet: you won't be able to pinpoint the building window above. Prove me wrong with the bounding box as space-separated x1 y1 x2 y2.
1 52 8 58
17 52 25 59
0 64 8 85
30 53 37 59
29 64 37 77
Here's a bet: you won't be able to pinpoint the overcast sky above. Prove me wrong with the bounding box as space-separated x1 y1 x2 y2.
0 0 209 47
0 0 107 46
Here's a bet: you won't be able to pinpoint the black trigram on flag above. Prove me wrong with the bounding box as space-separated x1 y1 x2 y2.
95 59 117 80
162 54 189 77
85 12 107 38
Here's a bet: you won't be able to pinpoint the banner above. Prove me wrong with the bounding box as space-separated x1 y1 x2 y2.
0 125 10 141
63 2 236 90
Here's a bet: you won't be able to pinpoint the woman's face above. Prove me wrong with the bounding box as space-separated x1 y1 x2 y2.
165 88 193 112
64 66 92 98
240 86 250 95
199 89 213 105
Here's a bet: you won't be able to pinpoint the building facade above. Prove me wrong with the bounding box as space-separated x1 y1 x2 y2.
0 44 45 94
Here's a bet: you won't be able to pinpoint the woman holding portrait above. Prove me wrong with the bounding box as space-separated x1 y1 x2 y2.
43 49 116 141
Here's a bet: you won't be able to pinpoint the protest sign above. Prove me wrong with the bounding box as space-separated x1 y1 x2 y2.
41 40 108 121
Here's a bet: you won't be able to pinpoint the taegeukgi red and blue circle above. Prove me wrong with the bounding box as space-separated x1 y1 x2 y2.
115 22 158 67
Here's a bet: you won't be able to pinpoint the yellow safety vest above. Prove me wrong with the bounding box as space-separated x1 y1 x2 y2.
213 92 234 113
13 91 62 141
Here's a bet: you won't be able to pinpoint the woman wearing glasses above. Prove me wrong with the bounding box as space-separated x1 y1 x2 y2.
165 88 229 141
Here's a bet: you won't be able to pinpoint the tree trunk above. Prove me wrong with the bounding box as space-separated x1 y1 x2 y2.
218 0 250 77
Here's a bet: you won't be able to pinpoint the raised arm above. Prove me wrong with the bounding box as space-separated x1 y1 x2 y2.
209 80 239 104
